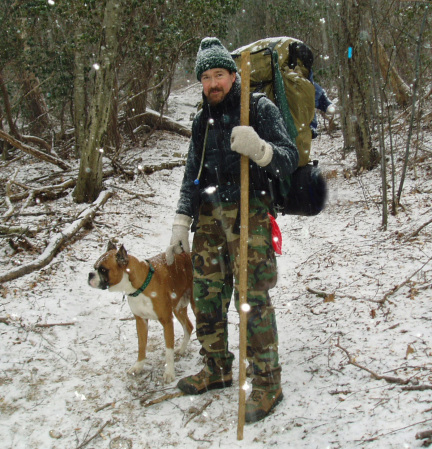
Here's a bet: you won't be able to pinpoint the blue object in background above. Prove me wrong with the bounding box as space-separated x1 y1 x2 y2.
310 79 333 138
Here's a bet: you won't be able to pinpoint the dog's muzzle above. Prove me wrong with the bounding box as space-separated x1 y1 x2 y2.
88 272 108 289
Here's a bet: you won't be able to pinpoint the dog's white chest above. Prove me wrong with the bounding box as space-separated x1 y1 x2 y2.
127 294 158 320
109 272 159 320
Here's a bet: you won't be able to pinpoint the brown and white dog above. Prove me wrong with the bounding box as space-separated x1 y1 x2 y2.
88 242 195 383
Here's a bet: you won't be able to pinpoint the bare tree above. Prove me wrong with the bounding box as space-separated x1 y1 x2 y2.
74 0 123 203
336 0 375 171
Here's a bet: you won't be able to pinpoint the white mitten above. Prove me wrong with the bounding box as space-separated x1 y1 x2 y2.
231 126 273 167
326 104 336 115
166 214 192 265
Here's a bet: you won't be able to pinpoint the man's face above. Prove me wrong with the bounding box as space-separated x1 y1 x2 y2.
201 68 236 106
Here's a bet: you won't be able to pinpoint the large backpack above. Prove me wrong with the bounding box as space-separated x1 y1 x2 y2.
231 37 316 167
231 37 327 216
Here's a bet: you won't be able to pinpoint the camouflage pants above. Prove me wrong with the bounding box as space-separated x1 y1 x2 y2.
192 197 281 386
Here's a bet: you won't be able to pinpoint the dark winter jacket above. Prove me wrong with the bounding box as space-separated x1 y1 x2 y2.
176 75 299 221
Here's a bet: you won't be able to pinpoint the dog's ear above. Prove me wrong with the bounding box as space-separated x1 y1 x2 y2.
107 241 117 252
116 245 129 267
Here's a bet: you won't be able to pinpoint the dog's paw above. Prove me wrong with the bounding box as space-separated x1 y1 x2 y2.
174 345 186 356
127 360 146 376
163 369 175 383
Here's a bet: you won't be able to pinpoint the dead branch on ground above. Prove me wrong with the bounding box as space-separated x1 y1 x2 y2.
141 108 191 138
184 399 213 426
110 184 155 199
35 322 75 328
402 384 432 391
8 236 41 254
141 160 186 174
371 256 432 305
404 217 432 241
21 134 51 153
336 337 409 385
0 190 113 283
306 286 328 298
122 108 191 139
361 417 432 443
0 225 39 237
95 402 115 413
141 391 185 407
75 420 111 449
0 129 70 171
307 286 358 301
8 178 76 202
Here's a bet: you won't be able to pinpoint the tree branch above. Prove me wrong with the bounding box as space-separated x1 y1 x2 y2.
75 420 111 449
35 322 75 328
371 256 432 305
141 391 185 407
404 216 432 241
336 338 409 385
0 190 112 283
0 129 70 171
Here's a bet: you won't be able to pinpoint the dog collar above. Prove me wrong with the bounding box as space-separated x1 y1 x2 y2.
129 261 155 297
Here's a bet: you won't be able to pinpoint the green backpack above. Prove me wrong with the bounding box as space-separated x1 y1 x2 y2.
231 37 316 167
232 37 327 217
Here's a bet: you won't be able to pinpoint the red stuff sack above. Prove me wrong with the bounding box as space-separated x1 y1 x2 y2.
268 213 282 255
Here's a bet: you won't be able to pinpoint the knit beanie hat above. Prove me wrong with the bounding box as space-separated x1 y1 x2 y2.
195 37 237 81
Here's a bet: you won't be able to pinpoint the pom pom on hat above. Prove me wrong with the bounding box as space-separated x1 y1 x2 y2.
195 37 237 81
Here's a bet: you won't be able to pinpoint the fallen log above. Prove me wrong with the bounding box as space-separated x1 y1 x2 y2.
0 190 112 283
142 108 192 138
0 128 71 171
9 178 76 202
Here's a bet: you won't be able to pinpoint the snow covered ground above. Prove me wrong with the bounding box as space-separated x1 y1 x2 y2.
1 83 431 449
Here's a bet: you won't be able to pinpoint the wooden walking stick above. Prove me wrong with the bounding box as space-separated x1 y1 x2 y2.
237 50 251 441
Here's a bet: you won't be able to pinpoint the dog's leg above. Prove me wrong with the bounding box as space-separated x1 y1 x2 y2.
127 315 148 375
159 316 175 383
173 307 193 355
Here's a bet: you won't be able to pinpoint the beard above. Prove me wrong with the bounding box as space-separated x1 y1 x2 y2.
206 88 225 106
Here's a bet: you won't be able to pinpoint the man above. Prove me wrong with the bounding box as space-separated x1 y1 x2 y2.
166 37 298 423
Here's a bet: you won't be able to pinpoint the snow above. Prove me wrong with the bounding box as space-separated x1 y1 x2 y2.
1 83 432 449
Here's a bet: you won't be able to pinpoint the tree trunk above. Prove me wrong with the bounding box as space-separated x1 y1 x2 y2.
17 17 50 135
73 26 88 158
374 37 411 108
74 0 123 204
339 0 374 170
124 75 150 141
0 70 20 138
21 71 51 135
107 72 121 152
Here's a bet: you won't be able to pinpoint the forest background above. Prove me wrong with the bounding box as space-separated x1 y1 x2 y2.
1 1 432 448
0 0 430 220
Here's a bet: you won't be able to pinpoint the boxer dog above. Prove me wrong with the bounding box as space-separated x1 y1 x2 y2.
88 242 195 383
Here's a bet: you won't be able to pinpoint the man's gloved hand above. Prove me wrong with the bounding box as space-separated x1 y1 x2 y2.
326 104 336 115
230 126 273 167
166 214 192 265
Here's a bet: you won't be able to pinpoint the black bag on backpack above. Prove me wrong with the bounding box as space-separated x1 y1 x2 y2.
269 161 328 216
249 92 327 216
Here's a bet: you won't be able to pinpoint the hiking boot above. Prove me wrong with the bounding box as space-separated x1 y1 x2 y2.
177 365 233 395
245 386 283 423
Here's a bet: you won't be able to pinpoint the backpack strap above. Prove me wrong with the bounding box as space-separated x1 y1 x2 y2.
249 92 266 130
271 51 298 142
